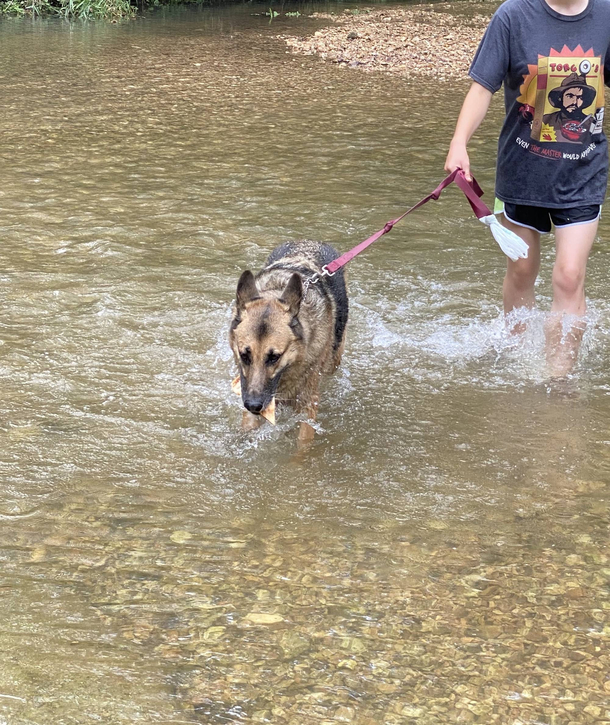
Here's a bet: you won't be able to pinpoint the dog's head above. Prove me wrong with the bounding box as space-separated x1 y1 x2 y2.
229 270 305 414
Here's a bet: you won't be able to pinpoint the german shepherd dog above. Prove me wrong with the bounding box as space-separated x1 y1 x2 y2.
230 241 348 441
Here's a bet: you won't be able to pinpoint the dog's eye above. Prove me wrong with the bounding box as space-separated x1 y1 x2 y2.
266 351 282 366
240 348 252 366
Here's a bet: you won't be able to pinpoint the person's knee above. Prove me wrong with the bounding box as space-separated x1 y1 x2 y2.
506 262 538 290
552 262 585 299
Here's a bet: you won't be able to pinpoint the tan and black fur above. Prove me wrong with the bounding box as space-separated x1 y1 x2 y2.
230 241 348 440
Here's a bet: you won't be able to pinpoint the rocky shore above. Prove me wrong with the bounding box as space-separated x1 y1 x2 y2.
281 4 494 82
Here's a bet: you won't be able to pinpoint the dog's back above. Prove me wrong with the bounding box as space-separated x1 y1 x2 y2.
260 240 348 356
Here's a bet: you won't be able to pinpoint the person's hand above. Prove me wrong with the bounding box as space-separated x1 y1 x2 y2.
444 141 472 182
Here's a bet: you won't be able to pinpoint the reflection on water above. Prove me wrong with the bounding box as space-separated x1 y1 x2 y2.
1 3 610 724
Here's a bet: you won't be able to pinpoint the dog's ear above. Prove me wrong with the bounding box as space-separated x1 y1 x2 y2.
236 270 259 310
280 273 303 317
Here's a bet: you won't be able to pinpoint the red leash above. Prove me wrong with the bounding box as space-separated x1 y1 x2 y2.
319 169 491 278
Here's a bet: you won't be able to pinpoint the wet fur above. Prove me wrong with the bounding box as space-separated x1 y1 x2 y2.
230 241 348 435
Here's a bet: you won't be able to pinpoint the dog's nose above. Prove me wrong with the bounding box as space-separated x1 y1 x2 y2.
244 397 264 414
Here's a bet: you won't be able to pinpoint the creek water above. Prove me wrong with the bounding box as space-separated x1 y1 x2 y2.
1 3 610 723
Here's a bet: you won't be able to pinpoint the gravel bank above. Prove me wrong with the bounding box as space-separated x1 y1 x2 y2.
280 4 494 81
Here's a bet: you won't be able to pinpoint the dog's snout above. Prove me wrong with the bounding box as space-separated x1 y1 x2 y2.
244 396 265 414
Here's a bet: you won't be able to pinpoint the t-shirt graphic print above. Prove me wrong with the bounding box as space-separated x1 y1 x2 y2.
518 48 605 146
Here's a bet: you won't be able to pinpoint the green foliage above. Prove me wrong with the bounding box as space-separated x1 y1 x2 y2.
31 0 55 13
57 0 134 18
263 7 300 19
1 0 294 19
0 0 133 17
1 0 27 13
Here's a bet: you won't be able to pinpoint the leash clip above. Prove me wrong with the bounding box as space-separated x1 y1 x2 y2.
307 265 334 287
302 265 334 298
320 265 336 278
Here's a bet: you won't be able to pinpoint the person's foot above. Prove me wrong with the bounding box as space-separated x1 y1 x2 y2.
505 304 538 337
545 313 586 378
541 374 580 398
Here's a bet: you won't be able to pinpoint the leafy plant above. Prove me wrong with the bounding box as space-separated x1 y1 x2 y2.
57 0 133 18
27 0 55 14
0 0 226 18
1 0 28 14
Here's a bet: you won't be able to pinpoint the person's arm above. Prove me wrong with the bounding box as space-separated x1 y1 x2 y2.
444 82 493 182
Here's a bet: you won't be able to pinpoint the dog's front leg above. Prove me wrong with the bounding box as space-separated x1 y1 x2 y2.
297 394 319 443
242 410 263 432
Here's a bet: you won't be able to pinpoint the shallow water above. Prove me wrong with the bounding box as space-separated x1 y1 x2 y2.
1 4 610 724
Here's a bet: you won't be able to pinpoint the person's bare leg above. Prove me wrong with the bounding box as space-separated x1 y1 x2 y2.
501 215 541 332
546 219 598 377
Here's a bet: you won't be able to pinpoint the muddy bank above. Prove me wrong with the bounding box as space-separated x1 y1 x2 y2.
280 4 494 81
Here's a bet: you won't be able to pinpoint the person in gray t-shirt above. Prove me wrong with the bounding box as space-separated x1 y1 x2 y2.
444 0 610 377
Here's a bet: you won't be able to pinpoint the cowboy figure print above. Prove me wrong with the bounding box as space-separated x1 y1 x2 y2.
517 47 605 145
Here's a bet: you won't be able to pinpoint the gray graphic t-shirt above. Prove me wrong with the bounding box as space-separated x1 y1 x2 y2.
470 0 610 207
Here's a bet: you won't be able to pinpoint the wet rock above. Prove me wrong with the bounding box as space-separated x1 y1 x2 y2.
279 630 310 658
243 612 284 624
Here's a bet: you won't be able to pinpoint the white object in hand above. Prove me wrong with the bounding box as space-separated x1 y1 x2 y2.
480 214 529 261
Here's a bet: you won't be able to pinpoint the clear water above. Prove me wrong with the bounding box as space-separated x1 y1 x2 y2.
1 4 610 724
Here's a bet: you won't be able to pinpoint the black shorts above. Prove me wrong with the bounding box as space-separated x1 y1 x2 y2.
503 202 601 234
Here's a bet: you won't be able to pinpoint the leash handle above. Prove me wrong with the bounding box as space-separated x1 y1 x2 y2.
324 170 490 275
453 171 492 219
